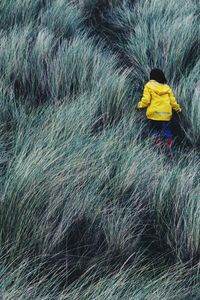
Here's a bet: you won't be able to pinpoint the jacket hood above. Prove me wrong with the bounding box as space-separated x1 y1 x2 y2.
147 80 170 96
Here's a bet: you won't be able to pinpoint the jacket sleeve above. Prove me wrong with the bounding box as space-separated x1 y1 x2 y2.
137 84 151 109
169 89 182 112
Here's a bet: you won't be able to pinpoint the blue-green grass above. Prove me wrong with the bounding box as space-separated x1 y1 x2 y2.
0 0 200 299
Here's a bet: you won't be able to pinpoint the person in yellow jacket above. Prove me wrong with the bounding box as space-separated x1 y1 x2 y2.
137 69 182 153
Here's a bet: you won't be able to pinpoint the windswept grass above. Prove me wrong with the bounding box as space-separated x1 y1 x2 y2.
0 0 200 299
0 0 52 30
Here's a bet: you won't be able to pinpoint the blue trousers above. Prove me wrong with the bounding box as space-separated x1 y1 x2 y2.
149 120 173 139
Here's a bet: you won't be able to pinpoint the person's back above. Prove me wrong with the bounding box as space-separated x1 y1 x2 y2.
138 79 181 121
137 69 182 155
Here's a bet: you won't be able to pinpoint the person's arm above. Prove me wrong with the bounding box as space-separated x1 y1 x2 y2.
137 84 151 109
169 88 181 112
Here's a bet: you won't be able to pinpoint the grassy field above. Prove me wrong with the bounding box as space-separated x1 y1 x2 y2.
0 0 200 299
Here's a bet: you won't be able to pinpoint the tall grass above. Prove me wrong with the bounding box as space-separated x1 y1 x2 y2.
178 60 200 146
82 0 200 144
0 0 52 30
41 0 83 40
0 0 200 299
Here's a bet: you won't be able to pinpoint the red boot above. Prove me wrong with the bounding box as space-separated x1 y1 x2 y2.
165 138 173 156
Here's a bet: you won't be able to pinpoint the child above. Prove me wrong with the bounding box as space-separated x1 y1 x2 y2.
137 69 182 153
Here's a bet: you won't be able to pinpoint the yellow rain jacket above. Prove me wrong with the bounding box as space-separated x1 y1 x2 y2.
137 80 181 121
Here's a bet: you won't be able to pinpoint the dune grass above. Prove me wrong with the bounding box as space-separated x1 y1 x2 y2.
0 0 200 299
